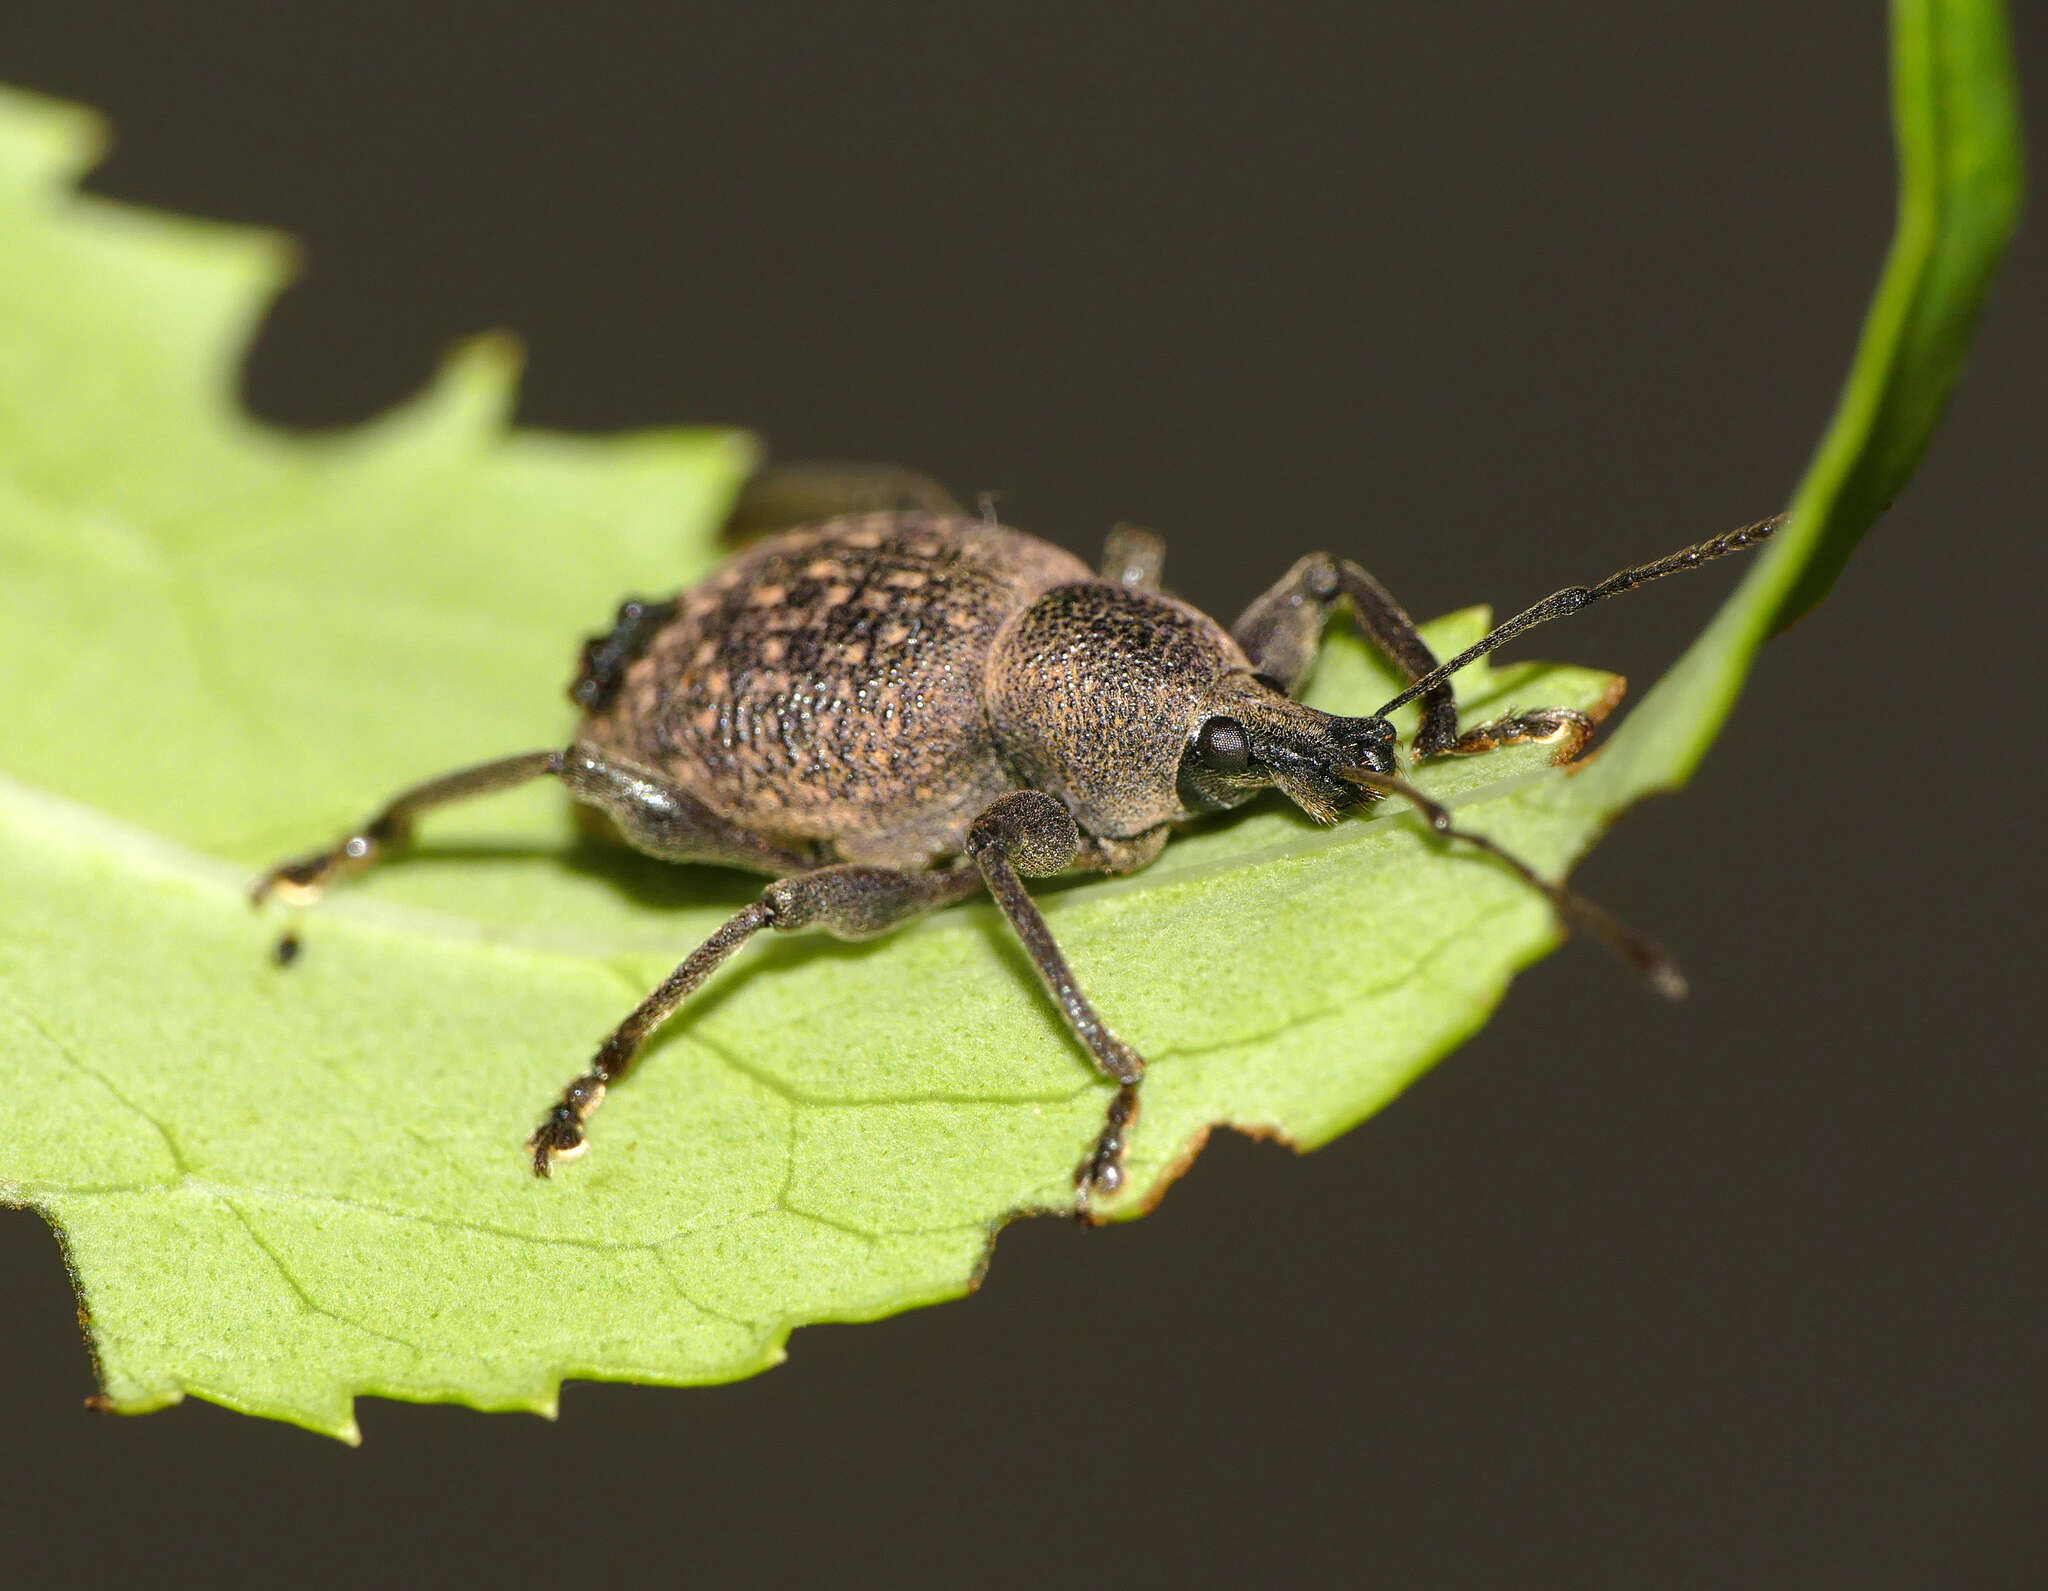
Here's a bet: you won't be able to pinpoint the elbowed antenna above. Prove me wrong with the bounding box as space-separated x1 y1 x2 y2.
1376 513 1787 719
1339 766 1688 1000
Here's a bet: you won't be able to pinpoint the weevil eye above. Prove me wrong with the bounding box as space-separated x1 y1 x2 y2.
1193 715 1251 774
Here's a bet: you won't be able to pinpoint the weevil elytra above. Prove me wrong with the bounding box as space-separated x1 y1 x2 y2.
254 465 1782 1211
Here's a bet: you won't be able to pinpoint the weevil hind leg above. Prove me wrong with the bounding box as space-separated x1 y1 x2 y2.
251 749 567 907
554 744 820 873
530 861 985 1175
251 742 817 911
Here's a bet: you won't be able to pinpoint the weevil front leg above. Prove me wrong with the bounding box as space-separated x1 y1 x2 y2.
529 861 984 1173
967 791 1146 1215
1231 553 1463 757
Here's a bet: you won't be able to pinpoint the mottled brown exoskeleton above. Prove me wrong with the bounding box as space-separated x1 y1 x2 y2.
256 464 1782 1211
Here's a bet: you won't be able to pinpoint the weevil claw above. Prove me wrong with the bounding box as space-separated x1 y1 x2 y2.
528 1077 604 1178
1072 1081 1138 1219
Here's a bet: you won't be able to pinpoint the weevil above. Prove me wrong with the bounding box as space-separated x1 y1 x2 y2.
254 464 1782 1210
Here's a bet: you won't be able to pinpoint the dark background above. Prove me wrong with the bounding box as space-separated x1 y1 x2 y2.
4 3 2042 1585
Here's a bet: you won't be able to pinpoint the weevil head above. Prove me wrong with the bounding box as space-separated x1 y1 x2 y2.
1175 676 1399 823
986 580 1400 839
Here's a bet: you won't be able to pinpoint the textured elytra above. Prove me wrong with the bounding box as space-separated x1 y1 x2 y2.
583 512 1091 870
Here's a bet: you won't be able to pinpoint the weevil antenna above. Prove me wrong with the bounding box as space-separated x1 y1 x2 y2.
1375 513 1786 718
1340 767 1688 999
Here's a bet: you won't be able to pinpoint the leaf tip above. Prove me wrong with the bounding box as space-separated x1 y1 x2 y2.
0 84 112 196
436 330 529 428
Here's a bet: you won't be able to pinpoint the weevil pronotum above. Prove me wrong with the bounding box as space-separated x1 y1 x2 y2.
254 463 1782 1211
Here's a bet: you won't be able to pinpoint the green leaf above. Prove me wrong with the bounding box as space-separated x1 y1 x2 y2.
0 0 2020 1442
1568 0 2023 813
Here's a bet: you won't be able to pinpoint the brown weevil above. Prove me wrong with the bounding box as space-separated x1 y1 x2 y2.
254 465 1783 1211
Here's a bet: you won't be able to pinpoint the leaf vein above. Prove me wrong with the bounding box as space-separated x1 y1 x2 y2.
220 1197 425 1355
0 978 191 1176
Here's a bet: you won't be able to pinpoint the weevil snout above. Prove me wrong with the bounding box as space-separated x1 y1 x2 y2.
1244 706 1401 823
1179 677 1403 824
1325 713 1400 776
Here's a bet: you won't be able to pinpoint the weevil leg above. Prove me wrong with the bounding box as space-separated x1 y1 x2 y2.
1340 766 1687 1000
528 861 984 1173
966 790 1145 1217
554 743 820 873
1437 706 1596 763
721 460 962 542
252 749 566 906
1098 523 1167 591
251 742 815 908
1231 554 1462 757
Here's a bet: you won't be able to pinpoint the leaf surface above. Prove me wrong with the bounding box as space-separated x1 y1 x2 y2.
0 0 2020 1440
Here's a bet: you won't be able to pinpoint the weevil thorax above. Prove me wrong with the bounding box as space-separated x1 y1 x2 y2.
987 581 1241 837
986 580 1401 838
